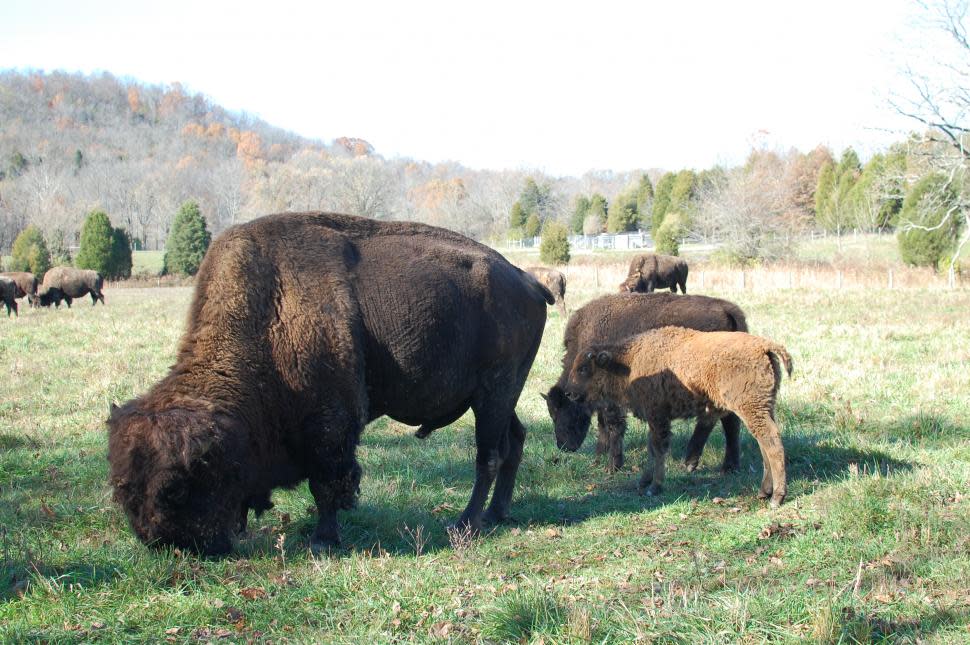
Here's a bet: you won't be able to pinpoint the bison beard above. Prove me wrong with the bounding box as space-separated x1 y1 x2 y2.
107 212 551 555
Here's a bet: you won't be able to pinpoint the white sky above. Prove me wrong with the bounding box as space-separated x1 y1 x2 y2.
0 0 927 176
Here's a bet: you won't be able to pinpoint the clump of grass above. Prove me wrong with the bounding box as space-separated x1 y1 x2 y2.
482 587 567 642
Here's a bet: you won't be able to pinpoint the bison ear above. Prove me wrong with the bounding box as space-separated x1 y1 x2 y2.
546 386 565 407
595 351 613 367
110 402 119 413
539 392 548 402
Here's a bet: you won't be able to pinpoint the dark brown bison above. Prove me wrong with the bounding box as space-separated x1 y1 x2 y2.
0 276 18 316
544 292 747 473
564 327 791 507
31 267 104 307
0 271 38 301
619 253 688 294
107 212 552 555
525 266 566 317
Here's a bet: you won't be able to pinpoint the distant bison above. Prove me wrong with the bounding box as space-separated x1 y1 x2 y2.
0 272 38 301
31 267 104 308
108 212 552 555
526 266 567 317
0 276 18 316
545 292 748 473
619 253 688 294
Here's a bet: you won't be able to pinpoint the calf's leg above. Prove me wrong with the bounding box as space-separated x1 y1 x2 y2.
638 417 672 496
720 413 742 472
737 408 787 508
684 415 717 472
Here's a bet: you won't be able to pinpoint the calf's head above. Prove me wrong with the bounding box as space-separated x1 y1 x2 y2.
543 385 593 452
564 349 628 406
107 401 246 555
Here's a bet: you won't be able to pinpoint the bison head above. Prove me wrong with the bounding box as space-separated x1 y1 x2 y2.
543 384 593 452
618 269 644 293
107 400 247 555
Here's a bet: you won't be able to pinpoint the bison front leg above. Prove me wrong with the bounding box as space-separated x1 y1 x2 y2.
597 404 626 472
308 458 361 554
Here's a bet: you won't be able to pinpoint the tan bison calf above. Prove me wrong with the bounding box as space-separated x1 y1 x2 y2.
525 266 567 317
564 326 792 508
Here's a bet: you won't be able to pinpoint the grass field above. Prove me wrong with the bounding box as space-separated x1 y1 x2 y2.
1 278 969 643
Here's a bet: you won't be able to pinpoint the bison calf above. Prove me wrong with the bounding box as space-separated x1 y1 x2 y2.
565 326 791 508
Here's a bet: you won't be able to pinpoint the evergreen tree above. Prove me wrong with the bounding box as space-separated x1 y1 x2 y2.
163 201 212 276
651 172 676 233
76 209 115 275
669 170 697 215
814 161 836 225
655 211 688 256
570 195 591 234
524 212 541 238
539 221 570 265
588 193 608 231
10 225 51 275
606 189 639 232
509 201 527 229
635 174 654 219
109 227 133 279
897 174 962 269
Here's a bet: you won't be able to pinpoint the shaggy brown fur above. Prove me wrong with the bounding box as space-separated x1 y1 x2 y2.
565 326 792 508
107 211 552 555
0 277 18 316
32 267 104 307
619 253 688 294
0 271 38 300
525 266 567 317
545 292 747 473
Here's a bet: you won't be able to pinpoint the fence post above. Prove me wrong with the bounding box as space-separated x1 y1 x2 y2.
739 271 746 290
888 269 893 290
837 270 843 289
699 271 705 289
595 265 600 289
788 271 794 289
949 265 956 289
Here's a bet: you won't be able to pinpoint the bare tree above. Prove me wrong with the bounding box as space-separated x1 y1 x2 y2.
890 0 970 274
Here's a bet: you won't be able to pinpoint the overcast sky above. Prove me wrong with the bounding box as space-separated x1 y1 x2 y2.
0 0 928 176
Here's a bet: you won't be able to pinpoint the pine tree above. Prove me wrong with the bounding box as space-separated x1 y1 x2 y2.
588 194 608 231
635 174 654 227
110 228 133 279
540 221 570 265
524 212 541 238
606 189 639 233
509 201 527 230
651 173 676 233
655 211 688 256
570 195 591 234
814 161 836 225
163 201 212 276
897 174 962 269
76 210 115 275
10 225 51 275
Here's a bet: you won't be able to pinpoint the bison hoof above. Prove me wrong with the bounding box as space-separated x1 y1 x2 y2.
684 459 699 473
449 516 483 537
310 535 340 556
721 460 741 474
482 507 509 526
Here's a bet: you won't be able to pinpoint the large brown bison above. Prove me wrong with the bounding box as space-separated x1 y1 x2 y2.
0 276 18 316
544 292 748 473
619 253 688 294
31 267 105 307
107 212 552 555
564 327 791 507
0 271 38 301
525 266 566 317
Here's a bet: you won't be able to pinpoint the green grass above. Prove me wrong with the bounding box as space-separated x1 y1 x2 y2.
131 251 165 276
1 283 968 643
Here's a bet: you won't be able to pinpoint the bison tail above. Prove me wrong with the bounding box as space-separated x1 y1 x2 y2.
521 270 555 305
766 345 793 378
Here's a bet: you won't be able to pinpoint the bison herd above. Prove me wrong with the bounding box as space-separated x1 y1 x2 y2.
101 212 791 555
0 267 105 316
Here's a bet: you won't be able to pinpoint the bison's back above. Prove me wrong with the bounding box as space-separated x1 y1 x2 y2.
1 272 38 297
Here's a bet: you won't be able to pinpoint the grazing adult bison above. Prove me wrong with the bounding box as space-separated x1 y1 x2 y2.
545 292 748 473
525 266 567 317
0 271 38 301
107 212 552 555
0 276 18 316
619 253 688 294
31 267 104 307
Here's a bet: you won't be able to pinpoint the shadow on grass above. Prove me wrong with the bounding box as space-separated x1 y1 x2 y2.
0 433 40 451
